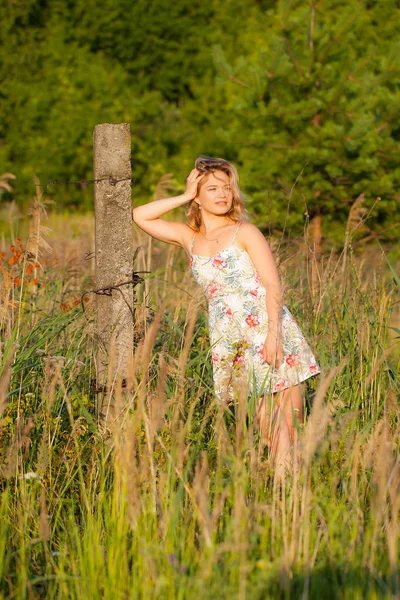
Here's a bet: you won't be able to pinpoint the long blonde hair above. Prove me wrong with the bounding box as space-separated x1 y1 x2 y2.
186 155 248 231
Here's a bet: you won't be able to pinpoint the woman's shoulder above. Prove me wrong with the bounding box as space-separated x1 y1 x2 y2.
237 221 263 238
180 223 199 251
236 222 269 250
238 221 258 233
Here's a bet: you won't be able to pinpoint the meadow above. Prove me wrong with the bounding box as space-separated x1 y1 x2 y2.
0 195 399 599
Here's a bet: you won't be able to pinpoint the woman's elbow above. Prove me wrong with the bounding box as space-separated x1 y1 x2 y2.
131 207 142 224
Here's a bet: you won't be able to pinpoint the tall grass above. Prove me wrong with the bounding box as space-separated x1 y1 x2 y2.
0 208 398 599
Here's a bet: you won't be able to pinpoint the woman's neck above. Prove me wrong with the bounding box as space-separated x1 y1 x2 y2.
199 214 233 234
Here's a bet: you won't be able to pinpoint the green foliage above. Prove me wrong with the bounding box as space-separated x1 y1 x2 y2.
1 0 399 245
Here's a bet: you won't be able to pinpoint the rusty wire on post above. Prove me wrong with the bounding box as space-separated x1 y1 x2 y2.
33 176 137 189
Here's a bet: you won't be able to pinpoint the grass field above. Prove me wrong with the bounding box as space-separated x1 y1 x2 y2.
0 202 399 599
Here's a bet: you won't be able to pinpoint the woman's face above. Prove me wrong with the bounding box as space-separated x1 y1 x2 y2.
196 171 233 215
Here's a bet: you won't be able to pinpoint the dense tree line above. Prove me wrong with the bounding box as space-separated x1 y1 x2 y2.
1 0 399 248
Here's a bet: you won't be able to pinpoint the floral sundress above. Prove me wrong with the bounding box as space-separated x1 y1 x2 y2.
189 223 320 402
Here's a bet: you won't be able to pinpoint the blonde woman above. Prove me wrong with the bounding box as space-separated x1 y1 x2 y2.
132 156 320 463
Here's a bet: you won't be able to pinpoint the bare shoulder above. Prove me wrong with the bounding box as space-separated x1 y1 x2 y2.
167 221 195 250
179 223 197 251
237 222 268 249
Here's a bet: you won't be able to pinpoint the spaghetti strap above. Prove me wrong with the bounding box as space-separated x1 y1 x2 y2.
231 221 242 244
190 233 197 254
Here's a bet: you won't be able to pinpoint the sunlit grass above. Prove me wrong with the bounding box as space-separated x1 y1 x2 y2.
0 209 399 599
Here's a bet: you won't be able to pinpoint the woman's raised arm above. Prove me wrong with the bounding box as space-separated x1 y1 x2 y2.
132 169 203 247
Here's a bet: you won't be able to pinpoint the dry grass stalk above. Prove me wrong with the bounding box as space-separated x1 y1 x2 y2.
1 416 35 479
0 266 14 341
153 173 176 202
0 347 14 418
174 302 198 410
39 487 50 541
35 362 63 476
302 365 344 467
150 351 167 441
192 452 212 547
25 177 52 265
365 344 397 386
0 172 16 195
366 420 398 574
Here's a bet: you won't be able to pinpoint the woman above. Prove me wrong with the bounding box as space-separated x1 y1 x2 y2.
132 156 320 463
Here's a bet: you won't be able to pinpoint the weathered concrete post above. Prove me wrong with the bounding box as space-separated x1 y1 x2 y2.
93 123 133 414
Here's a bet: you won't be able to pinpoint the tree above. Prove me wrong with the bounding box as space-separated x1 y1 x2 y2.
188 0 400 247
0 0 399 251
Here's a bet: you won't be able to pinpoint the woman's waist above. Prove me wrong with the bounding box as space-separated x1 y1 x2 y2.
204 286 267 300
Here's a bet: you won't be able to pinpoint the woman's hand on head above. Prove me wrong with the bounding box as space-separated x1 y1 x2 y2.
184 169 204 201
262 333 284 370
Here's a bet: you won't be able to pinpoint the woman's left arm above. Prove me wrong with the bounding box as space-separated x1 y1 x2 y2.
240 223 284 369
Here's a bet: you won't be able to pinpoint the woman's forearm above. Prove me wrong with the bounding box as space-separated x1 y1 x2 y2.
132 193 191 223
265 281 283 336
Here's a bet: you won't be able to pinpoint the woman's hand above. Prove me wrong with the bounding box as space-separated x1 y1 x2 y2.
262 332 284 370
184 169 204 200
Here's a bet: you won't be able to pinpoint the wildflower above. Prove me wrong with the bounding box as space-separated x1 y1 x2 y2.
20 472 42 480
231 340 249 352
233 353 245 364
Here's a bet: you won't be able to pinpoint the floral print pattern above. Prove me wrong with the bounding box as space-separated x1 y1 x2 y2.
190 227 321 402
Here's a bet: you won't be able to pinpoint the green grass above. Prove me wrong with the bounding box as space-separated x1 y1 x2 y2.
0 223 399 599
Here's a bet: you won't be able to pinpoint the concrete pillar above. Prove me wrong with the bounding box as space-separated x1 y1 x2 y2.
93 123 133 413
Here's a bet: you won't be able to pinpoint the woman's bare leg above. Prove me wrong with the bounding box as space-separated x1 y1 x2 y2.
282 383 304 443
258 384 304 464
257 394 273 448
275 384 304 467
